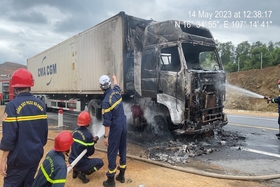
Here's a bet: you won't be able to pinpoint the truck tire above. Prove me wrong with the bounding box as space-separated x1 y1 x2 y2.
88 99 102 120
150 115 173 139
133 117 147 132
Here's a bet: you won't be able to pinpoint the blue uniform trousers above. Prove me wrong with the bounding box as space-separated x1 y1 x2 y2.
107 125 127 177
4 164 38 187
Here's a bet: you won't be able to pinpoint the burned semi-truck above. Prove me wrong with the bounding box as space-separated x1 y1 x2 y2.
27 11 227 135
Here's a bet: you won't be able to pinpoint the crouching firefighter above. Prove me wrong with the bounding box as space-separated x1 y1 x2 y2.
32 131 74 187
68 111 104 183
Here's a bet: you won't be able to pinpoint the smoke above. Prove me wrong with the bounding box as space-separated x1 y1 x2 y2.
91 116 104 138
123 97 163 124
123 101 134 125
90 97 171 138
123 97 171 137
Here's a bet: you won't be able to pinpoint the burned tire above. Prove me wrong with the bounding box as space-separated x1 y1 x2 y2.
88 99 102 120
132 117 147 132
149 115 173 138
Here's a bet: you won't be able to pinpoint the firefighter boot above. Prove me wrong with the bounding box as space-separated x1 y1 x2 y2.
103 176 115 187
276 129 280 137
116 168 125 183
72 169 79 179
78 173 90 183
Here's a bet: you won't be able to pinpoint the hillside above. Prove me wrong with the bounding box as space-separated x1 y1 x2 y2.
0 62 26 81
225 64 280 112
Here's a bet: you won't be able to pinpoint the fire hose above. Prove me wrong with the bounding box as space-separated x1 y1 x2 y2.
48 137 280 180
94 147 280 181
48 136 98 173
67 149 87 173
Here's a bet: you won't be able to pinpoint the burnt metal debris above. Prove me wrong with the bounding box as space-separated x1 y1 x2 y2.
146 130 246 164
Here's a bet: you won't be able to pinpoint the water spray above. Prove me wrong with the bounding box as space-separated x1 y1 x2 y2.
226 84 264 98
91 117 105 138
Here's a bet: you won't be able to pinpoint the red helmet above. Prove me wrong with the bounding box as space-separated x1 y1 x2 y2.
77 111 91 126
278 80 280 84
53 131 74 152
11 68 34 88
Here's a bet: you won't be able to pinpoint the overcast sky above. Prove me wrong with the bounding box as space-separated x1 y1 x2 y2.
0 0 279 65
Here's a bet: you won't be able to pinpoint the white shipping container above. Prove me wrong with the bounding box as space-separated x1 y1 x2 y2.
27 14 124 94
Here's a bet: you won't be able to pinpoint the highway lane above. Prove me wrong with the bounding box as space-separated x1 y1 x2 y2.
227 114 280 155
195 112 280 186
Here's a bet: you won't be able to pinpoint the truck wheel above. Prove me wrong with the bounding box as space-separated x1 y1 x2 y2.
133 117 147 132
88 99 102 120
150 115 173 138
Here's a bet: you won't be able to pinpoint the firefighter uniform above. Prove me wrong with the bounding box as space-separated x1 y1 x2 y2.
69 126 104 175
102 84 127 177
271 96 280 132
0 92 48 186
31 150 67 187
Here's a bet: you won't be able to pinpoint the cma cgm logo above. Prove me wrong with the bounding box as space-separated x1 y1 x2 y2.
38 56 57 86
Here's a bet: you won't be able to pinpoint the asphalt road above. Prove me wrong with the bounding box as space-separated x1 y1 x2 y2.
196 113 280 186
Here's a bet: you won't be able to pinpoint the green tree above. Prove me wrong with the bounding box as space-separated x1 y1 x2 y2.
267 41 275 66
272 43 280 65
217 40 280 72
235 41 251 71
219 41 235 66
224 62 238 72
250 41 268 69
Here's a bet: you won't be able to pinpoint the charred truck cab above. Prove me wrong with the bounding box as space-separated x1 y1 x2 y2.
133 19 228 135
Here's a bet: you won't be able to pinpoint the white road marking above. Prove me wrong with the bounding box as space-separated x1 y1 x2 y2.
227 115 277 121
229 123 278 131
242 148 280 158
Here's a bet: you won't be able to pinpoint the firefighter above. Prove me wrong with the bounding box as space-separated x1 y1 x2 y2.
32 131 74 187
265 79 280 139
68 111 104 183
99 74 127 187
0 68 48 187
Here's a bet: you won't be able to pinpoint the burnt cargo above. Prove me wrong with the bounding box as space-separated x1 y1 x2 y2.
27 11 228 135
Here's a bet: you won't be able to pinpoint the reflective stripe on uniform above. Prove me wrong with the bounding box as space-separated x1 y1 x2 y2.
108 167 117 174
72 130 95 146
103 97 122 114
3 114 47 122
119 164 126 169
73 138 94 146
40 165 66 184
109 92 121 104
